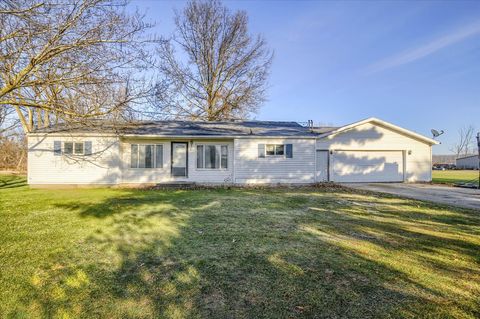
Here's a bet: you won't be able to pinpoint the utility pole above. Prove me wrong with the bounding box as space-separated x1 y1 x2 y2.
477 132 480 189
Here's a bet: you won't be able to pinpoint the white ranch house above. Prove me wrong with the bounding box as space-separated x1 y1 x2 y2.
27 117 437 186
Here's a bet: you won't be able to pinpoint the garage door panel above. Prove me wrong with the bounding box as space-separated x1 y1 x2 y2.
332 151 404 182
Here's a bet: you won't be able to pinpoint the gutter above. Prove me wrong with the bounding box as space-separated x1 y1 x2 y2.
27 133 318 139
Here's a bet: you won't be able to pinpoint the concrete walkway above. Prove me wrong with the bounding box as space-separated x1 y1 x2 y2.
343 183 480 210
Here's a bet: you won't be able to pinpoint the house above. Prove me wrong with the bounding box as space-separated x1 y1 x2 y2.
27 117 438 186
456 155 479 169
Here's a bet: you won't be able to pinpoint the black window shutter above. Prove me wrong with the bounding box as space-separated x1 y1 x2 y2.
84 141 92 155
286 144 293 158
54 141 62 156
258 144 265 158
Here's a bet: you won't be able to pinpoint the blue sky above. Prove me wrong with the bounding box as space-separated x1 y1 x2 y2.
131 0 480 154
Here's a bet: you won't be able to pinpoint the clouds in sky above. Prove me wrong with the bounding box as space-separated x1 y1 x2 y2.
363 21 480 74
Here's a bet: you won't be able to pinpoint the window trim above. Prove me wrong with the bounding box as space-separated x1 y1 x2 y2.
196 144 229 170
130 143 164 169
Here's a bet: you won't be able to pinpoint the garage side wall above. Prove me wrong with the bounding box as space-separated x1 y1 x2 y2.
316 123 432 182
234 138 315 184
28 135 121 185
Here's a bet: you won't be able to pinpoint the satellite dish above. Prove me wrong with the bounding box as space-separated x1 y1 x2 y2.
431 129 444 138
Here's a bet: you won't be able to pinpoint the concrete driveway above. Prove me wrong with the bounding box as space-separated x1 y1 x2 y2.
343 183 480 210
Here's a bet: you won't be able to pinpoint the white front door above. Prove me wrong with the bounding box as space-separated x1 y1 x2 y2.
171 142 188 177
316 150 329 182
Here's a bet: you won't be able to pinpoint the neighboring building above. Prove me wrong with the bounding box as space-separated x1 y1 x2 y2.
456 155 479 169
27 117 438 186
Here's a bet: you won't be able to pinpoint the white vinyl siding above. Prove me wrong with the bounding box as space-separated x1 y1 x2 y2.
234 138 315 184
316 122 432 182
28 135 120 185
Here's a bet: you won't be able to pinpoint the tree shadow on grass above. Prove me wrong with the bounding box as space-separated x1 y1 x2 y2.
0 174 27 189
12 187 480 318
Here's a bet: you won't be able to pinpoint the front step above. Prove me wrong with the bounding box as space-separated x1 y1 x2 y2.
153 182 197 189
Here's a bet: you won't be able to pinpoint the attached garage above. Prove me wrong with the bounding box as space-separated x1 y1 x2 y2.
315 118 437 183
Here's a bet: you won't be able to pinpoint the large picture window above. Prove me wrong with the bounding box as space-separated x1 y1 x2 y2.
197 144 228 169
130 144 163 168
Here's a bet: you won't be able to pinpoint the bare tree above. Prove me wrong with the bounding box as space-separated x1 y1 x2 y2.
155 0 272 121
450 125 476 158
0 0 153 133
0 107 18 136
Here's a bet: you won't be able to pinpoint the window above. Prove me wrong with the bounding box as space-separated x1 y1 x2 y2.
196 144 228 169
266 144 284 156
221 145 228 169
74 142 84 155
259 143 293 158
130 144 163 168
55 141 92 156
196 145 204 168
64 142 73 155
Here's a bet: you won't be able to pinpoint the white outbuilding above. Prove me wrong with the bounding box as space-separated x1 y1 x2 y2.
456 155 479 170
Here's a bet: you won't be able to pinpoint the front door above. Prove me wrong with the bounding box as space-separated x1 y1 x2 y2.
171 142 188 177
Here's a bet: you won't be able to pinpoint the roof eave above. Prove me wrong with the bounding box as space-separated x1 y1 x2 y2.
317 117 439 145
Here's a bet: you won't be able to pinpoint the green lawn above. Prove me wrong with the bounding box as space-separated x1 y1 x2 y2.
432 170 479 185
1 175 479 319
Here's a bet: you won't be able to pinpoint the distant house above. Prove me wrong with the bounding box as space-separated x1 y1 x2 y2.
456 155 479 170
27 117 438 186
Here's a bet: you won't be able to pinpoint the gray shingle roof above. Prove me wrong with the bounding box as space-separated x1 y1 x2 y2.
32 120 338 137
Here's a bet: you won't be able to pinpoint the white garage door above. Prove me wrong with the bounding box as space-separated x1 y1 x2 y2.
331 150 404 183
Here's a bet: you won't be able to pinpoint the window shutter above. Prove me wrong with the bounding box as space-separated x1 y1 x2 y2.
84 141 92 155
286 144 293 158
258 144 265 158
54 141 62 156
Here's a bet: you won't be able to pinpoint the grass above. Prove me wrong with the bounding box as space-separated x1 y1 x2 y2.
1 174 479 319
432 170 479 185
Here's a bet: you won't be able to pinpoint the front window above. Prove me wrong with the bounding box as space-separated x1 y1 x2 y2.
197 144 228 169
74 142 84 155
130 144 163 168
266 144 284 156
64 142 74 155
